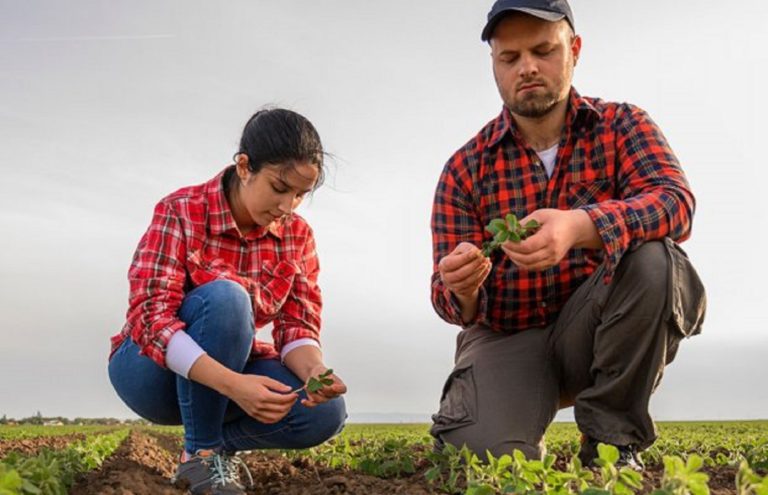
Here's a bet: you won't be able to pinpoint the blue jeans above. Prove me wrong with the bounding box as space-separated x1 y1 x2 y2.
108 280 346 454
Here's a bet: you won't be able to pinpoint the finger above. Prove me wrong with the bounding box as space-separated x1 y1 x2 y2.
261 377 293 393
515 233 549 255
451 261 492 291
262 389 299 405
301 393 328 406
440 247 482 272
502 246 551 270
442 255 486 284
330 382 348 395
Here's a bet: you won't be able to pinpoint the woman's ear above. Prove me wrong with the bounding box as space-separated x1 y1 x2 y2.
234 153 250 181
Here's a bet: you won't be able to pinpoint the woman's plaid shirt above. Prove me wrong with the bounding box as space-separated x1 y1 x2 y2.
431 89 695 331
110 167 322 368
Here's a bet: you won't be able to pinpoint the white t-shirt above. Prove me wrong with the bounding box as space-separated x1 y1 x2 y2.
535 143 559 178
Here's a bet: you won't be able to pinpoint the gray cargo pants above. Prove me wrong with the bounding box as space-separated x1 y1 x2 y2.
430 239 706 459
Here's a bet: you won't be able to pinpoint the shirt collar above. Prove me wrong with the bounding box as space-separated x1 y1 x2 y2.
205 166 285 240
486 87 601 149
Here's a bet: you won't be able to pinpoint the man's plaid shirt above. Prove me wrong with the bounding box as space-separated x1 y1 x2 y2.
431 89 695 331
110 166 322 368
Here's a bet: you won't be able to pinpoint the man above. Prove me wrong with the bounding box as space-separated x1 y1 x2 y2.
429 0 706 469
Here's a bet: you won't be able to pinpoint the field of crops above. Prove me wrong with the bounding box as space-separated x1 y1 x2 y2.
0 421 766 494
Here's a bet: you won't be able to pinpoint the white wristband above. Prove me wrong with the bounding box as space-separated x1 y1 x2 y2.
166 331 206 379
280 338 320 362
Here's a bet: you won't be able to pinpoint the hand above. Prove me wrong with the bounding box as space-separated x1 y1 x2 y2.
300 365 347 408
501 209 586 271
227 374 298 424
438 242 492 299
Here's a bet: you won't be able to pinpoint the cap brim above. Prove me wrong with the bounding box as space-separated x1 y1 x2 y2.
481 7 566 41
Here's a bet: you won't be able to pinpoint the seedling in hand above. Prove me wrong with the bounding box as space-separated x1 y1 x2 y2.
291 369 335 394
482 214 540 257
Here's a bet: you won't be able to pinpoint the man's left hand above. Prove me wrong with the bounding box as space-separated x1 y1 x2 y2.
501 209 600 271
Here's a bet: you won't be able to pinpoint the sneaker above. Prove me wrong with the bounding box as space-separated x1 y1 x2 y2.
171 449 254 495
577 435 644 471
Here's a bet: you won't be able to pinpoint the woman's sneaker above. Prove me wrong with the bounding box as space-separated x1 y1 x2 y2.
171 449 254 495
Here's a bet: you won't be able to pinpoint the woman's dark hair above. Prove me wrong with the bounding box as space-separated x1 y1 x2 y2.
235 108 325 191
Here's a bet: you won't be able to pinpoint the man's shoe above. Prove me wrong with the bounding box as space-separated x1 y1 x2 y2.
577 435 645 471
171 449 254 495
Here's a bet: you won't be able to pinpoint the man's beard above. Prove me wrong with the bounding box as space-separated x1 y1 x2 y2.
507 89 560 118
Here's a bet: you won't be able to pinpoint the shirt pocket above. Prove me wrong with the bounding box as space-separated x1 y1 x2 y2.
567 178 614 209
429 364 478 437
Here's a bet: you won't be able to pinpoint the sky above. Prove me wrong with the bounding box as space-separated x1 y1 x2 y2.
0 0 766 422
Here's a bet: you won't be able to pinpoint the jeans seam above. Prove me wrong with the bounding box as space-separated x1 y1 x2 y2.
183 293 216 452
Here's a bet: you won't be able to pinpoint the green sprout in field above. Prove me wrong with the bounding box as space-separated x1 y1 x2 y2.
482 214 541 257
292 369 334 394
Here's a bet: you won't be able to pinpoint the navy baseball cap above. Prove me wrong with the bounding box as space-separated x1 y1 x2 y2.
481 0 575 42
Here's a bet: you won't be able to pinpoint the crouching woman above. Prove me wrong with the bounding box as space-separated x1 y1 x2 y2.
108 108 347 495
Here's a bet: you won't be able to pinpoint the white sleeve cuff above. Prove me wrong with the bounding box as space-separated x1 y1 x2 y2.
280 338 320 362
166 331 206 378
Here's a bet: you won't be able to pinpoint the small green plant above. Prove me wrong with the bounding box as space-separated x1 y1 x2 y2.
292 369 334 394
482 214 540 256
735 459 768 495
652 454 710 495
590 443 644 495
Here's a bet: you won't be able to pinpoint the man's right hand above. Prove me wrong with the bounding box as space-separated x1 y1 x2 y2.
438 242 492 299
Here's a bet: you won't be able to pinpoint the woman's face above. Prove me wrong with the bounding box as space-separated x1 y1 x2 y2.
233 157 319 230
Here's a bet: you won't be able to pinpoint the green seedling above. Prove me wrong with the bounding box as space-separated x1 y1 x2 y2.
292 369 334 394
482 214 541 257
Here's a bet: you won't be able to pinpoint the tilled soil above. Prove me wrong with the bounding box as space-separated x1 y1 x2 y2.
68 429 743 495
0 434 86 459
70 430 436 494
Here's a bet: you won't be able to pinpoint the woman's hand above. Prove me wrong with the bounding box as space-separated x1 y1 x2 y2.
226 374 298 423
300 365 347 408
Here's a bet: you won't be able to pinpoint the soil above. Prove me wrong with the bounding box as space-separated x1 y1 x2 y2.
69 430 437 495
0 433 86 459
65 429 745 494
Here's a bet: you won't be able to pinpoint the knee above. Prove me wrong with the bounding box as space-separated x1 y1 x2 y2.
616 241 668 297
198 279 252 316
181 280 254 338
293 397 347 449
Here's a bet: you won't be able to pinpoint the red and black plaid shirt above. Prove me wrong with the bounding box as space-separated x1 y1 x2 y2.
110 166 322 368
431 88 695 331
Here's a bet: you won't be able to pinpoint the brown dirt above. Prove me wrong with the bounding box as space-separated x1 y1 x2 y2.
0 434 85 459
639 464 738 495
66 429 746 494
70 429 437 494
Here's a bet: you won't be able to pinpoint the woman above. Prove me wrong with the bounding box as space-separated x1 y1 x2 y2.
108 108 347 495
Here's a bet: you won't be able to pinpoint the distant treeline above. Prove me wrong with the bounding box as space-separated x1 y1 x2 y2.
0 412 148 426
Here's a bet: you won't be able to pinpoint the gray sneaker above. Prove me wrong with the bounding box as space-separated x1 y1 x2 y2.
171 449 254 495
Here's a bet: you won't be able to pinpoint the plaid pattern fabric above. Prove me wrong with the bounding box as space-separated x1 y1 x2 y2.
431 88 695 332
110 166 322 368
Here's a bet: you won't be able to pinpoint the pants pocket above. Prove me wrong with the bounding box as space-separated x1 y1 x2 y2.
430 364 478 437
663 238 707 338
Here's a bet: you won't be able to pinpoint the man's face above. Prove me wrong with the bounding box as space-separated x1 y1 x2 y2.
490 14 581 118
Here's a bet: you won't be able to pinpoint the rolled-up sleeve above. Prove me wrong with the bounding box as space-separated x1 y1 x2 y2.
580 105 695 281
123 201 188 368
272 227 322 354
430 159 488 327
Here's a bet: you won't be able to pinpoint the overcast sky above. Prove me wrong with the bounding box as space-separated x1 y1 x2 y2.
1 1 766 422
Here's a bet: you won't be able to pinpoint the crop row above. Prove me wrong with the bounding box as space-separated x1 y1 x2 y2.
280 422 768 494
0 428 128 494
0 425 119 440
